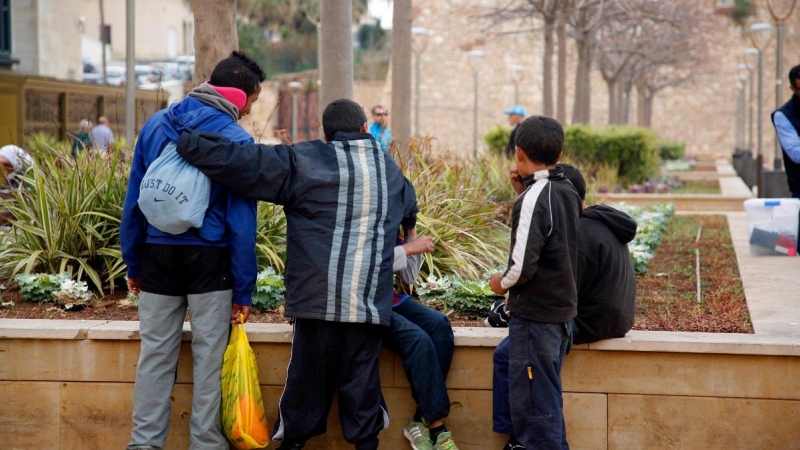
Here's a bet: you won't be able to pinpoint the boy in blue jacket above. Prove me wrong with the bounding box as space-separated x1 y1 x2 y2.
120 51 265 450
489 116 581 450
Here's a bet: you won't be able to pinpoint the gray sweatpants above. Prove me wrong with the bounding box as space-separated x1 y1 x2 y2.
126 290 232 450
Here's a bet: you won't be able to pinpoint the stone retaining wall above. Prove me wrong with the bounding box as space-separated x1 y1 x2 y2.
1 321 799 450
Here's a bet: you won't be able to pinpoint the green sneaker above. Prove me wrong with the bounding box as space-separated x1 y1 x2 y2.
433 430 460 450
403 419 434 450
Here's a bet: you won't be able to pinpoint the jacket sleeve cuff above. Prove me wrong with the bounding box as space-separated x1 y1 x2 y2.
126 266 142 279
177 129 196 157
232 292 252 307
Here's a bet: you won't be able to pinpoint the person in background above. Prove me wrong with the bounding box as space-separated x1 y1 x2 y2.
504 106 526 159
771 64 800 198
369 105 392 152
0 144 33 226
72 119 93 157
0 144 33 189
91 116 114 152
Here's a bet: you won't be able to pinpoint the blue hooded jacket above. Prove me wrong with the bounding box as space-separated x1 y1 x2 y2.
120 96 258 306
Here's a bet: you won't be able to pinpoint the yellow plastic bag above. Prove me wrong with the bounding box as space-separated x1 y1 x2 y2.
221 319 270 449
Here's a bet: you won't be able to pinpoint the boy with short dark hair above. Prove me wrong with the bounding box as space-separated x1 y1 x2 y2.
121 50 266 450
489 116 581 450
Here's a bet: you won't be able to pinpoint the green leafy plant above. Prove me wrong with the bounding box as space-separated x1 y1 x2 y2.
564 125 660 185
251 267 285 312
483 125 512 157
0 142 128 294
417 275 499 319
256 203 287 273
658 141 686 161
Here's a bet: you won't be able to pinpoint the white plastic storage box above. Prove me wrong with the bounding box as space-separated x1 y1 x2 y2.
744 198 800 256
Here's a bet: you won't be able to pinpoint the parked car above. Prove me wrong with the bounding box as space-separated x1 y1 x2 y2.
134 65 157 86
104 66 127 86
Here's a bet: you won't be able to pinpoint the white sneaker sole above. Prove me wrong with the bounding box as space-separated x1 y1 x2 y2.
402 427 429 450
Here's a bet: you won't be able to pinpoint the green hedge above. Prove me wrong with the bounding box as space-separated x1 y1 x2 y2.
483 125 512 157
658 141 686 160
563 125 660 184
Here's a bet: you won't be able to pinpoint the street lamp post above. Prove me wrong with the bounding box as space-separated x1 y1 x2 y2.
510 65 525 106
288 81 303 142
467 50 485 161
748 23 773 198
411 27 430 136
738 60 755 152
735 82 745 149
767 0 798 169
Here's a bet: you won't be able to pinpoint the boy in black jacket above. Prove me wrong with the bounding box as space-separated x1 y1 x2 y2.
489 116 581 450
491 164 637 450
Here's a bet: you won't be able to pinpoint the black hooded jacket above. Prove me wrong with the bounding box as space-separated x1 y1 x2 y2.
574 205 638 345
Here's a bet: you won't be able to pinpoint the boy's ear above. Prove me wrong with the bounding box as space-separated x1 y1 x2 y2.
360 122 368 133
515 146 525 164
556 152 563 163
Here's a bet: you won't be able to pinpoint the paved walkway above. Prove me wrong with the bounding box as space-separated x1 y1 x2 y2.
727 211 800 336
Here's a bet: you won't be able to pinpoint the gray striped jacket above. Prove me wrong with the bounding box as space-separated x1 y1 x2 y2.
177 130 418 326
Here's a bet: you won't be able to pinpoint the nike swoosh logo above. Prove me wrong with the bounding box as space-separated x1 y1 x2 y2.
153 198 165 202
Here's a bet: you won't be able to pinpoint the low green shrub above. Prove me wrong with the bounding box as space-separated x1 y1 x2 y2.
416 275 499 319
483 125 512 157
564 125 660 185
251 267 285 312
658 141 686 160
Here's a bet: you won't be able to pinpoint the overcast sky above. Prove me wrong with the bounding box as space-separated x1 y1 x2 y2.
368 0 393 29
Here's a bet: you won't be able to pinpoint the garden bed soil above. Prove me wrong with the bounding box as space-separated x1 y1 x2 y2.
634 214 752 333
1 215 752 332
0 290 485 327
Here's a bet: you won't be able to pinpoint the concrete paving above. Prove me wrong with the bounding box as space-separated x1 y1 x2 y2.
727 211 800 336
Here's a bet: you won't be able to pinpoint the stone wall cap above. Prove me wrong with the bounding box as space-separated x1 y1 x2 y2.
4 321 800 356
0 319 110 340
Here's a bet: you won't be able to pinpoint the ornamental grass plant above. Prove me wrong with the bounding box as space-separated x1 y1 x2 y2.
0 141 129 294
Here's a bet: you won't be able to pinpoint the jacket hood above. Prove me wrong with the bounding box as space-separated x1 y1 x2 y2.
157 95 236 143
582 205 637 243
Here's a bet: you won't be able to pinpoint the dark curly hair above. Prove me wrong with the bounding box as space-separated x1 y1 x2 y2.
515 115 564 166
209 50 266 97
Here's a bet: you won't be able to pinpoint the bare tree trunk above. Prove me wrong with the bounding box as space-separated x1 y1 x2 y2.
643 95 653 127
621 83 632 124
572 38 594 124
636 80 647 126
542 18 555 117
606 79 618 124
556 14 567 123
99 0 107 85
193 0 238 84
391 0 412 148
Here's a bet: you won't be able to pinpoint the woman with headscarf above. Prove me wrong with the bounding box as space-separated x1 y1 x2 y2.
0 144 33 190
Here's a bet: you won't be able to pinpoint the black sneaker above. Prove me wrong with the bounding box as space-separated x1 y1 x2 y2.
484 296 510 328
502 438 526 450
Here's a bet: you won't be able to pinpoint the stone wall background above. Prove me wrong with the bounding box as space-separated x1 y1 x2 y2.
373 0 800 161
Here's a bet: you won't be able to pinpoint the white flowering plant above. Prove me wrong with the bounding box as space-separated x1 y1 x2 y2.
612 202 675 274
15 273 93 305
